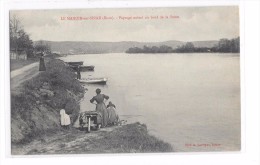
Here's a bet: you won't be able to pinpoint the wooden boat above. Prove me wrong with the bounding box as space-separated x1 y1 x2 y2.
80 65 95 71
79 78 107 85
66 61 84 66
70 65 95 72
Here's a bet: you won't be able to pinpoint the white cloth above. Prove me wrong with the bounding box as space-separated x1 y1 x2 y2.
60 109 71 126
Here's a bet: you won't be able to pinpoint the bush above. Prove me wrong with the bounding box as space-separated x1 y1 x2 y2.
92 123 173 153
11 58 84 143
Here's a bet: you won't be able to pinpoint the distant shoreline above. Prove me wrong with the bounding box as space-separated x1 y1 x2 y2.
126 37 240 54
34 37 239 55
58 52 240 56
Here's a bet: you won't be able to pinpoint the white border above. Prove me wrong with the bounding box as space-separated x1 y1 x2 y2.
1 0 259 165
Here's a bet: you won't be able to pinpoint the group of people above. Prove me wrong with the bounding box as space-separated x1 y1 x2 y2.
60 88 119 129
90 88 119 127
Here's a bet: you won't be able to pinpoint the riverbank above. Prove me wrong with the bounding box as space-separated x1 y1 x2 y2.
12 123 173 155
11 58 85 144
11 58 173 154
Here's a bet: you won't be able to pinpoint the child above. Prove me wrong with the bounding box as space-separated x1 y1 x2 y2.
60 109 71 129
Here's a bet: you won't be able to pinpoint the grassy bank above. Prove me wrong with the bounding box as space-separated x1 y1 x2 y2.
86 122 173 153
11 58 173 154
11 58 85 144
12 122 173 155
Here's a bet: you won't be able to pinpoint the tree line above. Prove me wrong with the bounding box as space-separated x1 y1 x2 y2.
126 37 240 54
10 15 51 59
126 45 174 54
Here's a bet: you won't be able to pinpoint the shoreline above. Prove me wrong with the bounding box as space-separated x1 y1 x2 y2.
12 123 173 155
11 57 173 154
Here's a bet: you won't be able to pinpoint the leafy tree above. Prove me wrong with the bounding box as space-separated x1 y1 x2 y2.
126 37 240 54
174 42 195 53
211 37 240 53
10 15 22 51
126 45 174 53
9 15 35 58
230 37 240 53
34 41 51 56
218 39 231 52
159 45 173 53
185 42 195 52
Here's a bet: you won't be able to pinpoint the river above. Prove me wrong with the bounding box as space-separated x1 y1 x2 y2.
60 53 240 152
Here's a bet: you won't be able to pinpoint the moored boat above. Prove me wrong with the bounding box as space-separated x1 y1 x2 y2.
79 78 107 85
80 65 95 71
70 65 95 72
66 61 84 66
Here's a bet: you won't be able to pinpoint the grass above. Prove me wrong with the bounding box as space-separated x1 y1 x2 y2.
17 123 173 155
11 58 85 144
91 123 173 153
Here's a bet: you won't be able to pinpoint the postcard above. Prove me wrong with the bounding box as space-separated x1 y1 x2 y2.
9 6 240 155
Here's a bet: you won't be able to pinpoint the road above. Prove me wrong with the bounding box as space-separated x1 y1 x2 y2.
10 62 39 93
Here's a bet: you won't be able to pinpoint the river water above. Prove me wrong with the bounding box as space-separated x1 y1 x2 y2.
60 53 240 152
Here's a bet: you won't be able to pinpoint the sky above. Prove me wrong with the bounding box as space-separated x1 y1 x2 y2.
10 6 239 42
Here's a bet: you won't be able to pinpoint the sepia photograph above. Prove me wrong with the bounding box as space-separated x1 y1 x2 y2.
9 6 240 155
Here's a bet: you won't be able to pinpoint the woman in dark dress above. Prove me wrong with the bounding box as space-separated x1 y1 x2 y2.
76 65 81 79
39 53 46 71
90 88 109 127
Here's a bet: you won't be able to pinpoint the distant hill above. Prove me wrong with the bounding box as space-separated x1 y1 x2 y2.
192 40 219 48
34 40 218 54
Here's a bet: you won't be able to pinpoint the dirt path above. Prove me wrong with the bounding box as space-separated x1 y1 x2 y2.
11 127 116 155
10 62 39 93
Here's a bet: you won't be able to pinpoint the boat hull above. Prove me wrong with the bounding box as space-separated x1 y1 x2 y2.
70 65 95 72
66 61 84 65
79 78 107 85
80 66 95 71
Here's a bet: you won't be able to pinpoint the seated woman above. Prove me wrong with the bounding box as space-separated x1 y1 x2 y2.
107 101 119 126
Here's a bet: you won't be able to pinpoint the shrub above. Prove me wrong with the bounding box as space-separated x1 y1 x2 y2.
93 123 173 153
11 58 84 143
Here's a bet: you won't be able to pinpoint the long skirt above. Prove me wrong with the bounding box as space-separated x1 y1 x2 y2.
39 57 46 71
96 102 108 127
107 107 118 125
77 72 81 79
